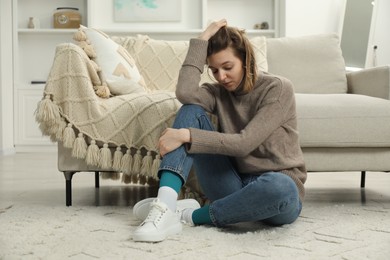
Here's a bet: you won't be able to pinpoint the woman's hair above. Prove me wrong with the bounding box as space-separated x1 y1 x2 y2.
207 26 257 93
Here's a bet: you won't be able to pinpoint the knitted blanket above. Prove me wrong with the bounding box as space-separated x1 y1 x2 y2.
35 43 181 181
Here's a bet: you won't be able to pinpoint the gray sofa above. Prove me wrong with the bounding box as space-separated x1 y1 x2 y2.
266 34 390 176
54 33 390 205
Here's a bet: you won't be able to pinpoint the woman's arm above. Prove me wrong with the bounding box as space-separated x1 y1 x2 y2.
159 20 229 157
175 20 228 112
158 128 190 157
188 79 296 157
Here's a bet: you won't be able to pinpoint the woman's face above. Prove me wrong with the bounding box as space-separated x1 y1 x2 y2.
207 47 244 92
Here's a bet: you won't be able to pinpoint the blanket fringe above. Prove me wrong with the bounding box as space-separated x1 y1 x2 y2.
112 147 123 171
55 118 66 141
86 140 100 166
35 93 163 183
151 154 161 179
121 149 132 174
35 94 61 124
99 143 112 169
132 150 142 174
63 123 76 148
72 133 88 159
94 84 111 98
140 151 153 177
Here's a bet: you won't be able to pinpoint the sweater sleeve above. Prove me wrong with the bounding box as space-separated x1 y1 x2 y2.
175 38 216 112
187 78 296 157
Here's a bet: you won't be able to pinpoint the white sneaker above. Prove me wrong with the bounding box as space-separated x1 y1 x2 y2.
133 197 201 221
133 199 182 242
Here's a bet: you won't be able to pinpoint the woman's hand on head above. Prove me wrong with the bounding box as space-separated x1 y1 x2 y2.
199 19 227 41
158 128 191 157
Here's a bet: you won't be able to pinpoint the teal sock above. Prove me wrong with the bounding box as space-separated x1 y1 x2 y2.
192 205 212 225
159 170 183 193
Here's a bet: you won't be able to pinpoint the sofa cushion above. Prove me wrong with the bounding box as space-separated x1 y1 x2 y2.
113 35 268 92
74 26 147 96
267 34 348 94
296 94 390 147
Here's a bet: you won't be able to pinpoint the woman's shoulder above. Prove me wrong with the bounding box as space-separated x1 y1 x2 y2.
260 72 293 86
254 72 295 102
257 72 294 93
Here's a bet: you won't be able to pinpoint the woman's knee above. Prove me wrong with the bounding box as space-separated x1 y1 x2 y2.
255 172 299 201
177 104 206 115
174 104 214 131
255 172 301 225
263 199 302 226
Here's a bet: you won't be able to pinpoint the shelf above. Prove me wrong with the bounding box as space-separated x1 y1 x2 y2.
18 28 79 34
18 28 276 37
98 28 203 34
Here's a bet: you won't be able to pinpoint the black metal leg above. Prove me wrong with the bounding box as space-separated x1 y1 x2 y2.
95 171 100 188
360 171 366 188
64 171 76 206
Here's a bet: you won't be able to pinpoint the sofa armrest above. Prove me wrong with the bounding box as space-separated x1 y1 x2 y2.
347 65 390 99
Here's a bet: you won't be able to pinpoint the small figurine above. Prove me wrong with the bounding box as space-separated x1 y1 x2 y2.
254 22 269 30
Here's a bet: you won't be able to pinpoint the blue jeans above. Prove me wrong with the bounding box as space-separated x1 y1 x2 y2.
159 104 302 227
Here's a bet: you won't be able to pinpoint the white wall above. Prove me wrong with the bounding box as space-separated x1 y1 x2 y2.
88 0 202 31
284 0 389 68
366 0 390 67
284 0 346 37
0 0 15 155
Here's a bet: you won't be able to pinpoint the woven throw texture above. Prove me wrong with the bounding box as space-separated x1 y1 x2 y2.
112 35 268 92
37 43 181 159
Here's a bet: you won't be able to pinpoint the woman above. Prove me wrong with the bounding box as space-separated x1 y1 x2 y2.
133 19 307 243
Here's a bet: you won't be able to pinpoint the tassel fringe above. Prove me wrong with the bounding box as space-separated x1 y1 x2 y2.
112 147 123 171
86 140 100 166
94 84 111 98
35 94 160 184
140 151 153 177
56 118 66 140
72 133 88 159
120 149 132 174
99 143 112 169
35 94 61 124
34 93 162 186
73 29 87 41
63 123 76 148
132 150 142 174
151 154 161 179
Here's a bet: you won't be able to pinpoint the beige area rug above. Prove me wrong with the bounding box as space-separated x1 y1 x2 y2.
1 201 389 260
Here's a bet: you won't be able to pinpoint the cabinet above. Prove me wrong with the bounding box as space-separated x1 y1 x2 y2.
13 0 284 151
13 0 89 151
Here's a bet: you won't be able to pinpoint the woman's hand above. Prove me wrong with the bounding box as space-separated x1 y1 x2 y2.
199 19 227 41
158 128 191 157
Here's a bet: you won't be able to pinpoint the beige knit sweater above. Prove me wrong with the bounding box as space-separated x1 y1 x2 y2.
176 39 307 200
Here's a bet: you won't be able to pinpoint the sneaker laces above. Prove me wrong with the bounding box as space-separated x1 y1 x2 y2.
144 200 168 226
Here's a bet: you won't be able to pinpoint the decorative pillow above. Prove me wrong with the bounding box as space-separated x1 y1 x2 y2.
113 35 268 92
114 35 190 92
250 36 268 72
73 25 147 97
266 34 347 94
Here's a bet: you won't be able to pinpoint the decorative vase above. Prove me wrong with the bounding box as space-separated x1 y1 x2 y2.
27 17 40 29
